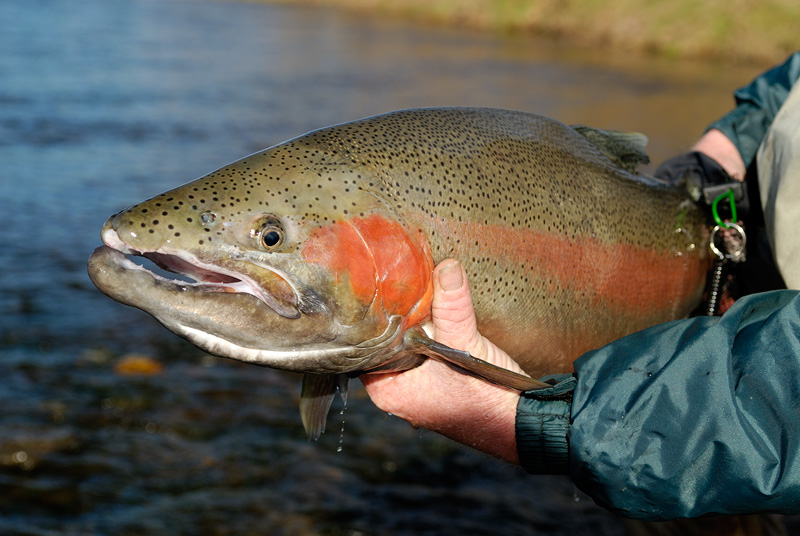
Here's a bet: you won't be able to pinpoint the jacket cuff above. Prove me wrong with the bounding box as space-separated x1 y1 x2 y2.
515 375 576 475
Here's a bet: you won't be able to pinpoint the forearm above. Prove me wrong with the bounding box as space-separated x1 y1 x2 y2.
655 53 800 191
691 128 746 181
706 51 800 169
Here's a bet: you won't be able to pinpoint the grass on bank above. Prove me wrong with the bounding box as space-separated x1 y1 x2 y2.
269 0 799 65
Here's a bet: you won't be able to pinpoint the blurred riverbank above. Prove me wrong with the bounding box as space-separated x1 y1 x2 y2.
265 0 799 65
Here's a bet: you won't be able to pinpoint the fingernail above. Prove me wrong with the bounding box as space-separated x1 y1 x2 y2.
438 261 463 292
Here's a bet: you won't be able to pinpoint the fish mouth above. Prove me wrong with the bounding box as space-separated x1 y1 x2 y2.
96 228 301 319
88 240 405 373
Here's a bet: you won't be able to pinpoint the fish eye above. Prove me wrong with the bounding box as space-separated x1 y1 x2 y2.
262 229 282 248
253 215 285 251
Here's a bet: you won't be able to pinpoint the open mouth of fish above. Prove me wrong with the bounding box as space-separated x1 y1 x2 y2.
89 230 408 373
94 229 301 319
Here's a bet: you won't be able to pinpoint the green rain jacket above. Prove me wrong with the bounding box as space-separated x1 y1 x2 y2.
517 290 800 520
515 53 800 520
707 51 800 169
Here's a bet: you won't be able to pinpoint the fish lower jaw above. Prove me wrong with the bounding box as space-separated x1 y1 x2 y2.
176 324 375 374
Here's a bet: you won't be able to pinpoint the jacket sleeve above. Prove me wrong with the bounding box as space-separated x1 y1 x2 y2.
516 290 800 520
707 51 800 169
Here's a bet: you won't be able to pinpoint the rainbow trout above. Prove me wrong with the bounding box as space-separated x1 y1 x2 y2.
88 108 710 438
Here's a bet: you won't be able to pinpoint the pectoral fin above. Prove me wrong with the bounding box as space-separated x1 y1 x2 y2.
403 330 550 391
300 373 348 440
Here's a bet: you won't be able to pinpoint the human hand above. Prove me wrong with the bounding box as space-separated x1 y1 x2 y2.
654 129 747 209
361 259 523 464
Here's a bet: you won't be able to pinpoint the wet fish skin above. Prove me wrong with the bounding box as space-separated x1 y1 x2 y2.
88 107 709 438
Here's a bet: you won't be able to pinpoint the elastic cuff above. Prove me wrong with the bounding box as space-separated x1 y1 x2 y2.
515 375 576 475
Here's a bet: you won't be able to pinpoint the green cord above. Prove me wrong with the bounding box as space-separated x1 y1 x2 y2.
711 189 737 228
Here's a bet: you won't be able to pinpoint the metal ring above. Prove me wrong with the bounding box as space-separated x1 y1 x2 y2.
709 222 746 260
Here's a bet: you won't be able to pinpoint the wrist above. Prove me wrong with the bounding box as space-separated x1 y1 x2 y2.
434 380 521 465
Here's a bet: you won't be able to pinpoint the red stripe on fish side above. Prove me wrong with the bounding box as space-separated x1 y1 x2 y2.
426 218 708 316
350 215 434 326
568 234 705 314
300 221 377 308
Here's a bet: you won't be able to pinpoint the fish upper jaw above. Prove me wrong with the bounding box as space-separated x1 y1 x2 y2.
101 224 136 255
99 226 301 319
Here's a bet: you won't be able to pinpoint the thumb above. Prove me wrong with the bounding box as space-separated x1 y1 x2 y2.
430 259 490 361
431 260 526 374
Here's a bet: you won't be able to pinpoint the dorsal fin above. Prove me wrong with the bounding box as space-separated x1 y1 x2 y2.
571 125 650 172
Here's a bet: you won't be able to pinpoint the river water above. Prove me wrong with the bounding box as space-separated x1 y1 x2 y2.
0 0 784 534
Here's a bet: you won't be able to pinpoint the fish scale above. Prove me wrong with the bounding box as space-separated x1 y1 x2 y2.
89 107 710 437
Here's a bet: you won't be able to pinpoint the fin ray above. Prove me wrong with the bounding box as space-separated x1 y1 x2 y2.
300 373 344 440
403 330 550 391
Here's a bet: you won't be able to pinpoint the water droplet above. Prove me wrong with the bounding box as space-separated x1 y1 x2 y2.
336 401 347 453
200 211 216 224
337 417 346 453
334 377 349 453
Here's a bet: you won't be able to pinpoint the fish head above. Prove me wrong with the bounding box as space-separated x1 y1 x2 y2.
88 141 434 375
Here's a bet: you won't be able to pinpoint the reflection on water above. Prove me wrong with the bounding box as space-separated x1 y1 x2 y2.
0 0 781 534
